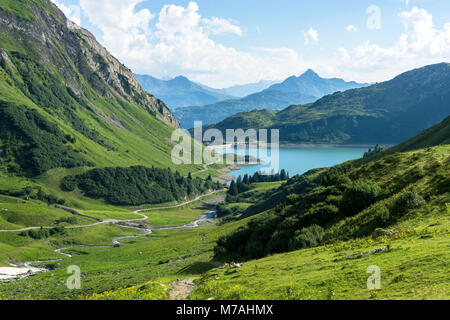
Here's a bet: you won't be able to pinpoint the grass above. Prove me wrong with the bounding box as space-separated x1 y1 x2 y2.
0 224 142 266
0 163 448 300
0 0 35 21
146 206 208 228
145 196 223 228
0 218 248 299
81 280 172 300
0 195 92 230
191 202 450 300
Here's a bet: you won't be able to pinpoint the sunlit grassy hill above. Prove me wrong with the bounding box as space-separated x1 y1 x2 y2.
0 0 218 213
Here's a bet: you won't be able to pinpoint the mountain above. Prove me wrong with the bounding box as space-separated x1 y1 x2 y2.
173 70 368 128
204 63 450 145
135 74 236 109
213 114 450 262
192 123 449 299
269 69 368 97
201 80 278 98
0 0 194 179
357 115 450 163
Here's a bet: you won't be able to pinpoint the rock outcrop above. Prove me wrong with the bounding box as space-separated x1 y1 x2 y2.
0 0 179 128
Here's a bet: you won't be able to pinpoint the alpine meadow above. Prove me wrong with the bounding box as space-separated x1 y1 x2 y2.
0 0 448 308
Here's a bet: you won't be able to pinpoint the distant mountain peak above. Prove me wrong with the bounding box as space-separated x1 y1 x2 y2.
172 75 189 81
300 69 320 78
168 75 192 85
136 74 236 109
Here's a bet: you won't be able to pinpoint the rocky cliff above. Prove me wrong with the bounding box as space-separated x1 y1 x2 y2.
0 0 178 128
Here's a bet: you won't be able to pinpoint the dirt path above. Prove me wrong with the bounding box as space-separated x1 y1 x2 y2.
170 278 196 300
191 164 208 177
0 190 226 280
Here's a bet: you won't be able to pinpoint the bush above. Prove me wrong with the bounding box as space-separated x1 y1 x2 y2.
60 176 77 192
392 191 425 216
57 217 78 225
20 226 66 239
286 194 301 205
289 225 325 250
352 203 391 238
49 226 66 236
340 180 383 217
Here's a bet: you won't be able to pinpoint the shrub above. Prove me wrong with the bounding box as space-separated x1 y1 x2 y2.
57 217 78 225
20 226 66 239
0 101 89 176
392 191 425 216
286 194 301 205
60 176 77 192
289 225 325 250
340 180 383 217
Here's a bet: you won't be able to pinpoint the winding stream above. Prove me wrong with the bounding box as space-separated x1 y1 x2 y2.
0 192 222 281
2 206 219 280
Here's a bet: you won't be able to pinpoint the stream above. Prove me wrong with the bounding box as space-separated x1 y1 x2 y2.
1 208 218 281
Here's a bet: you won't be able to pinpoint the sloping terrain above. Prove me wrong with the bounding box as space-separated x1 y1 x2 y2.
211 117 449 261
0 0 188 181
0 0 213 221
188 118 450 300
203 63 450 144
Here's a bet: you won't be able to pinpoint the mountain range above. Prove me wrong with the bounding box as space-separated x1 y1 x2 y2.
173 70 368 128
203 63 450 145
135 74 236 109
200 80 278 98
0 0 449 301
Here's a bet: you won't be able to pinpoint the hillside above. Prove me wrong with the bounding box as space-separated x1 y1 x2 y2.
203 63 450 144
135 75 236 109
212 117 450 259
0 0 203 178
173 70 367 129
184 119 450 299
0 0 224 214
0 51 448 299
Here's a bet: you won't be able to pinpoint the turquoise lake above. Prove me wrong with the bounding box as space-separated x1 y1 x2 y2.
225 146 369 179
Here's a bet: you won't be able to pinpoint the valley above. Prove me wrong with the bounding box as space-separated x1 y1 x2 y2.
0 0 449 302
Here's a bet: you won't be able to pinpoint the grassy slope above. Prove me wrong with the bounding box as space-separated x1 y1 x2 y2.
0 216 248 299
0 0 222 221
192 203 449 300
0 190 225 265
0 61 197 174
0 195 92 230
191 145 450 300
0 145 447 300
357 116 450 164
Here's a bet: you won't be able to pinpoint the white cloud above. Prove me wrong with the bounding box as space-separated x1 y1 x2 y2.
323 7 450 83
304 27 319 45
346 25 358 32
78 0 154 58
64 0 307 88
52 0 81 25
52 1 449 88
203 17 243 36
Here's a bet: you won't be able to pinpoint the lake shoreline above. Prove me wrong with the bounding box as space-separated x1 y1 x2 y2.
208 143 394 149
223 145 369 181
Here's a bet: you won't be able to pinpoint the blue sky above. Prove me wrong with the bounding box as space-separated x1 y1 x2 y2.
52 0 450 88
